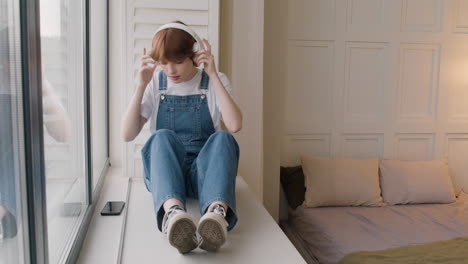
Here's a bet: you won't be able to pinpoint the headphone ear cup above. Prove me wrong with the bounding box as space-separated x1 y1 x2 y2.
193 42 199 52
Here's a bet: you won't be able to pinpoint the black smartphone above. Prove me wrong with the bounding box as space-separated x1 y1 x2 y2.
101 201 125 216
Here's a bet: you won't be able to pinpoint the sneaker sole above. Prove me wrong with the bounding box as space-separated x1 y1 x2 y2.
198 218 226 251
168 217 197 254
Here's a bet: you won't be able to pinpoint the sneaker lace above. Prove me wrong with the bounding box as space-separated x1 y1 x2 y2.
211 204 227 218
210 204 229 226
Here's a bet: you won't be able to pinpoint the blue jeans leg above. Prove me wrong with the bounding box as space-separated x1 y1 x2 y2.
195 130 240 231
141 129 187 232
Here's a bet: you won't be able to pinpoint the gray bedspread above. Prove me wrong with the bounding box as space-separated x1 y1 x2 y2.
287 192 468 264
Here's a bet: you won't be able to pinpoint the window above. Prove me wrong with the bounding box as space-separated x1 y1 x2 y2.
0 0 109 263
40 0 87 262
90 0 109 192
0 0 29 263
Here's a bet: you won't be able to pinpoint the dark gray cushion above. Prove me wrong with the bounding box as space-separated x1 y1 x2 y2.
280 166 305 209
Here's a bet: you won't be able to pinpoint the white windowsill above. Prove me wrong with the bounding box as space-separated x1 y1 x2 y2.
76 167 128 264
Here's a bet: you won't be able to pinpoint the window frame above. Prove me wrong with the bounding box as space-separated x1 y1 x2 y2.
20 0 48 262
18 0 111 263
64 0 111 262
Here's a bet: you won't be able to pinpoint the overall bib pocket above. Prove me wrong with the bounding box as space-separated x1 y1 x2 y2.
165 106 201 142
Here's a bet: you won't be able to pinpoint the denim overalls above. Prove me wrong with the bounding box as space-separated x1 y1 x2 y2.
141 70 240 232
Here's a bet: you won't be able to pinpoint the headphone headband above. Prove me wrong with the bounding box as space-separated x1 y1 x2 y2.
154 23 205 51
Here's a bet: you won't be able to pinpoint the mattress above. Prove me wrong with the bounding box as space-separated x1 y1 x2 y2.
287 192 468 264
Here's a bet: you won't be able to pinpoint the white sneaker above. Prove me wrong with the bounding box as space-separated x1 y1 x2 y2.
197 204 228 251
162 205 197 254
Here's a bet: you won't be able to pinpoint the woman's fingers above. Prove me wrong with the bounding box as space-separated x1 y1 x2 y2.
203 39 211 53
143 64 156 71
141 55 151 61
195 48 212 57
196 55 210 64
142 58 156 64
197 59 209 67
196 53 211 60
194 51 204 60
141 63 157 74
140 58 157 67
195 54 213 64
140 55 152 66
141 47 151 62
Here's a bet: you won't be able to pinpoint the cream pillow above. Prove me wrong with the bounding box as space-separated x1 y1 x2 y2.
379 159 456 205
301 155 384 207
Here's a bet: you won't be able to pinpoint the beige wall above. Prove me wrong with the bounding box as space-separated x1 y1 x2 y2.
221 0 287 221
219 0 232 81
262 0 288 221
220 0 265 203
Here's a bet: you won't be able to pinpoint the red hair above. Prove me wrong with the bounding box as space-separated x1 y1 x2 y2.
150 21 196 65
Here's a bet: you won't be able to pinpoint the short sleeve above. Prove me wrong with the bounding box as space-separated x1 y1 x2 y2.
213 72 234 122
140 79 155 120
216 72 234 106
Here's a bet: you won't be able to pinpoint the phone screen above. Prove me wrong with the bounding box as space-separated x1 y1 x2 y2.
101 201 125 216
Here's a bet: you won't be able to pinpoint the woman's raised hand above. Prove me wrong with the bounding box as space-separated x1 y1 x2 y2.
137 47 158 89
194 39 217 77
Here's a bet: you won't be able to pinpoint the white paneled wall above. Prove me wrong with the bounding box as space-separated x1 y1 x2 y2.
282 0 468 191
120 0 220 179
401 0 443 32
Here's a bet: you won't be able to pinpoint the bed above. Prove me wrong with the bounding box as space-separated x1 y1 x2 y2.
279 157 468 264
281 192 468 264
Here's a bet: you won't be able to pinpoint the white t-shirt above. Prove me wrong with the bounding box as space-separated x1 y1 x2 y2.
140 68 234 134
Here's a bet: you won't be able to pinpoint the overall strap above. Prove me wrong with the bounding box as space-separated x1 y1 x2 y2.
199 70 209 90
158 71 167 90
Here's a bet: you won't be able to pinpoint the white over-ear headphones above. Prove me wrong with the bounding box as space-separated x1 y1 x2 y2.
154 23 206 52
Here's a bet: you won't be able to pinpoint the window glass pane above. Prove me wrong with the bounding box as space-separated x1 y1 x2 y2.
90 0 108 191
0 0 28 263
40 0 87 263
